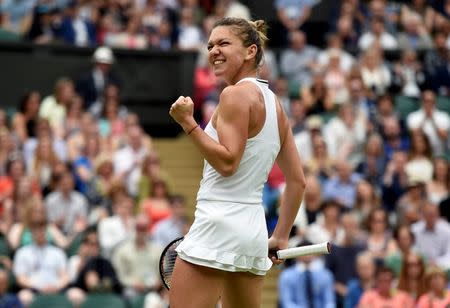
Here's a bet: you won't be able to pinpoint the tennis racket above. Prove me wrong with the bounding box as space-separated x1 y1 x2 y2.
159 237 331 290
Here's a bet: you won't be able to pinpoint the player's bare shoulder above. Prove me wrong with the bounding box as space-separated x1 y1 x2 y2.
219 82 259 110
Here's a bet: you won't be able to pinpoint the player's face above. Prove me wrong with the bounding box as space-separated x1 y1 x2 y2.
207 26 248 83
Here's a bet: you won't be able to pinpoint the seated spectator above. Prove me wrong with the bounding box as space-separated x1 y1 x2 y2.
356 135 385 188
0 268 22 308
360 47 392 97
152 195 188 247
304 135 334 182
323 160 361 209
326 212 366 306
424 31 449 79
28 136 61 190
411 202 450 271
13 215 69 307
72 134 101 197
382 116 409 161
67 227 122 305
301 71 334 116
293 175 323 237
279 30 319 87
344 251 375 308
323 49 349 105
416 265 450 308
288 98 307 136
136 153 171 206
391 49 426 98
139 180 172 231
294 115 324 163
44 172 88 238
335 14 359 51
354 180 381 221
382 150 409 211
426 157 449 205
397 252 427 303
0 129 15 177
358 266 414 308
75 46 119 109
23 118 67 167
105 15 148 50
64 95 85 137
406 130 434 181
98 194 135 257
39 77 75 137
112 214 163 300
407 90 450 156
278 240 336 308
324 104 366 166
385 225 416 276
397 13 433 51
8 198 68 251
305 199 344 245
364 208 396 262
11 91 41 144
113 125 149 197
358 16 398 51
57 1 96 47
176 7 203 50
318 33 355 74
400 0 435 33
2 177 40 234
396 175 427 225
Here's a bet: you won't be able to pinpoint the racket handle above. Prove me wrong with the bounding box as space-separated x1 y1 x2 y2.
277 242 331 260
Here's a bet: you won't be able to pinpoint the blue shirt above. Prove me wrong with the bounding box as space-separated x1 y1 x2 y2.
0 294 22 308
344 279 364 308
323 174 361 209
279 259 336 308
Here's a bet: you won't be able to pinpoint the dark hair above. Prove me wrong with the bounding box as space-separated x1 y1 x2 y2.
213 17 268 67
169 194 185 204
18 91 40 114
375 265 394 278
393 224 415 243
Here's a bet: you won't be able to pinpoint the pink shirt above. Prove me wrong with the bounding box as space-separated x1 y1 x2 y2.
417 292 450 308
358 289 415 308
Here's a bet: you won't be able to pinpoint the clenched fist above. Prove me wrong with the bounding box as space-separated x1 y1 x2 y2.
169 96 195 128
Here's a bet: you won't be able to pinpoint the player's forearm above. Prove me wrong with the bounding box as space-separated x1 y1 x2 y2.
184 123 238 177
272 181 305 239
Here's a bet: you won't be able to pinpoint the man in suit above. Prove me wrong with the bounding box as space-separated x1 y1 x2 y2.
278 240 336 308
75 46 120 110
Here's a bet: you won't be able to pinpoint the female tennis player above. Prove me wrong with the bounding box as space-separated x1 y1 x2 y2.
169 17 306 308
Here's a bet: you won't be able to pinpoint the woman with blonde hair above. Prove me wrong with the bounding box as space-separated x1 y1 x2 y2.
29 136 61 189
7 196 68 250
417 265 450 307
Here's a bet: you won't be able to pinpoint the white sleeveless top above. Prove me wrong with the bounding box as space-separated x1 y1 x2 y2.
196 77 281 205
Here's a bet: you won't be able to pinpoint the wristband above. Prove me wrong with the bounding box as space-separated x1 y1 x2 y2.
187 124 199 135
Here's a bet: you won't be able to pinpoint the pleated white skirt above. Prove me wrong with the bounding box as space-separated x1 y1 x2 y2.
176 200 272 276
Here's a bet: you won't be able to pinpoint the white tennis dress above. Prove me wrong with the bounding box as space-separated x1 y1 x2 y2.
176 77 281 275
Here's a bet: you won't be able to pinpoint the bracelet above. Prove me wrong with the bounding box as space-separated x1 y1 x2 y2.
187 124 199 135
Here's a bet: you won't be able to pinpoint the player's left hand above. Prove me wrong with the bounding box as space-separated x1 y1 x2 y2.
268 236 288 265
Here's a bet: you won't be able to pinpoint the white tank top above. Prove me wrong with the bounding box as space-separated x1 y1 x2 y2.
196 77 281 204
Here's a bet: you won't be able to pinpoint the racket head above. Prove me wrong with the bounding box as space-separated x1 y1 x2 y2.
159 236 184 290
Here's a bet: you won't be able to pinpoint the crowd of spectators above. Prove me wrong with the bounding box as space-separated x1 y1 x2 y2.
0 0 450 308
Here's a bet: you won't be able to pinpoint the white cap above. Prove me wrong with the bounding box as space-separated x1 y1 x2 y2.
93 46 114 64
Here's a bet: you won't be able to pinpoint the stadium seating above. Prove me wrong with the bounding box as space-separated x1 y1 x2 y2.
29 294 73 308
80 294 126 308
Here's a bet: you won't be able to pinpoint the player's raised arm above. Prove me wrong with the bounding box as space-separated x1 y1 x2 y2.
169 85 250 177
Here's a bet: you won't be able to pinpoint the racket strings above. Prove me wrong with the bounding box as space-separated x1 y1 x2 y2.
160 239 183 289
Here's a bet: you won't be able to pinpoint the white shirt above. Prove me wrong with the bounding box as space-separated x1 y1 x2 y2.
114 145 148 196
13 244 67 288
98 216 135 258
358 32 399 50
407 109 450 155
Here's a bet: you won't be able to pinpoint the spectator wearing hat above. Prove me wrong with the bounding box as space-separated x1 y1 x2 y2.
75 46 120 109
